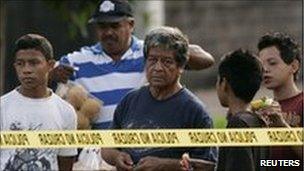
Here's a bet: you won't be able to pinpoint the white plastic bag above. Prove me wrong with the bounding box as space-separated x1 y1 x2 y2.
73 148 116 171
73 148 101 170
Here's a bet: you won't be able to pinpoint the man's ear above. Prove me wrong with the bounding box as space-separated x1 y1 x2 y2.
221 78 231 93
178 67 184 75
128 19 135 32
290 59 299 74
47 60 56 71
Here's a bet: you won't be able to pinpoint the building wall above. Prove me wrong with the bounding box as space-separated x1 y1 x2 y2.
165 1 302 89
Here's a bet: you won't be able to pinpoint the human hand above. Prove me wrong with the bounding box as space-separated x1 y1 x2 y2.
255 101 289 127
49 64 75 83
115 152 134 171
134 156 164 171
180 153 191 171
180 153 215 171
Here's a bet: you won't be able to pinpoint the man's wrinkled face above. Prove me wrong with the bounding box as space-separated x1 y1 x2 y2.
14 49 54 89
259 46 295 89
145 47 183 89
95 19 134 55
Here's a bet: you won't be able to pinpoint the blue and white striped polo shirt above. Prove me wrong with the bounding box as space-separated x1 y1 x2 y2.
59 36 146 129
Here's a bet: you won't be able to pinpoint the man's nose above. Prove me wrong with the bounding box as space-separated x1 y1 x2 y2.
22 63 33 74
263 65 270 73
103 27 114 36
153 60 164 71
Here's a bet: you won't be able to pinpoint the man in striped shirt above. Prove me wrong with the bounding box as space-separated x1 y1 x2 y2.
50 0 215 129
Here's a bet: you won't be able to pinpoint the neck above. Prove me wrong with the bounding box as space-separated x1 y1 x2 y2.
18 85 49 98
107 37 132 61
149 83 182 100
228 96 250 115
110 52 125 61
273 78 300 101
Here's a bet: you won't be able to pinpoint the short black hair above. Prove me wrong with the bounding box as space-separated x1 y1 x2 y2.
13 34 53 60
219 49 263 103
143 26 189 67
258 32 301 80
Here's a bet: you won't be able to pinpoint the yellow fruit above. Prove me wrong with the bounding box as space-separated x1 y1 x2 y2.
251 100 264 110
66 85 88 110
251 97 273 110
77 111 90 129
80 98 101 120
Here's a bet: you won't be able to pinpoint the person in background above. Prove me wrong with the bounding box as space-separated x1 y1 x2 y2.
257 32 302 171
0 34 77 171
101 26 217 171
215 49 267 171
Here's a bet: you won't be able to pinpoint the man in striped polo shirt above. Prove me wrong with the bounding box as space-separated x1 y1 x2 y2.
50 0 215 129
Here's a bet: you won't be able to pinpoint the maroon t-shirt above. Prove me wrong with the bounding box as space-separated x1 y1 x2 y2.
269 92 303 171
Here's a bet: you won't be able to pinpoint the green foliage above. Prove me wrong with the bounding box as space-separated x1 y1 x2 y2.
44 0 136 40
44 0 98 39
213 115 227 128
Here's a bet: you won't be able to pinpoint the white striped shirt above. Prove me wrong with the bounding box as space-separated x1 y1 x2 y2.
59 36 146 129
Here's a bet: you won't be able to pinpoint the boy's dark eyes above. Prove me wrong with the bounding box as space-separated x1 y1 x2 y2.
267 59 277 66
14 61 23 66
14 59 41 66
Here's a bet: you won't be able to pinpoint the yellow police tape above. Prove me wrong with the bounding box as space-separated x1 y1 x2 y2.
0 128 303 148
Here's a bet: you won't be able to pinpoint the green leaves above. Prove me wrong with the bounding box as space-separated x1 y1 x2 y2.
44 0 98 39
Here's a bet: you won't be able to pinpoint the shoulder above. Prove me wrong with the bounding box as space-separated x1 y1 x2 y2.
121 86 147 102
132 36 144 50
51 93 76 119
178 89 212 122
1 90 18 104
182 88 208 111
228 114 248 128
116 87 148 110
61 43 103 63
227 112 264 128
124 36 144 60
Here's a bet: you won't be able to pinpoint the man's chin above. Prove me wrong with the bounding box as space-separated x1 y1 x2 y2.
20 83 38 90
263 83 277 90
102 43 118 52
149 82 166 88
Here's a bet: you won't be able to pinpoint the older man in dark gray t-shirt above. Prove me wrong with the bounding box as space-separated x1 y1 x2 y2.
111 86 216 164
102 26 217 171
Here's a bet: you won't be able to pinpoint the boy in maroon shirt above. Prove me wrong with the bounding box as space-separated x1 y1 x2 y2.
258 32 302 171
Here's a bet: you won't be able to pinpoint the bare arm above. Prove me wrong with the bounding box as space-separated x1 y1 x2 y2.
187 44 215 70
134 156 183 171
49 64 75 84
57 156 76 171
256 103 302 159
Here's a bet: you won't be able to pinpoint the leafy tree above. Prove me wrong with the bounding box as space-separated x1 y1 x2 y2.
44 0 134 39
44 0 98 39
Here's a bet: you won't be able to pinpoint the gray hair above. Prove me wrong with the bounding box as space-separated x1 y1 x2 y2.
143 26 189 67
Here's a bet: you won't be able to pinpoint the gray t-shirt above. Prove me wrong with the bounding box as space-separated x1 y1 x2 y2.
111 86 217 163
